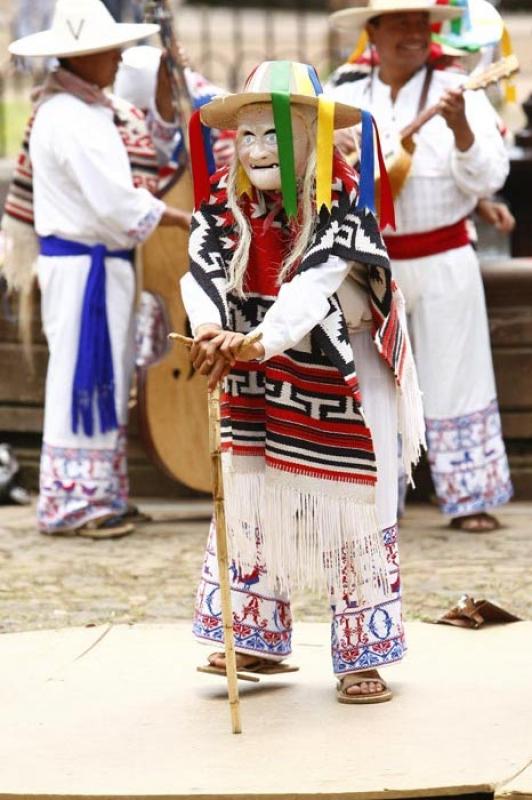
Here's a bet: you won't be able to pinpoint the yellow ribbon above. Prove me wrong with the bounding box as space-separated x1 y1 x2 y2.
316 97 335 212
236 162 252 198
348 31 369 64
502 26 517 105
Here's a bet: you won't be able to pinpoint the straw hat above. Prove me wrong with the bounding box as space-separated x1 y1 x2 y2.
9 0 159 59
330 0 464 35
200 60 362 130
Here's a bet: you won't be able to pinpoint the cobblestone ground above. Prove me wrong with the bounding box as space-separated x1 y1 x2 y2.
0 500 530 634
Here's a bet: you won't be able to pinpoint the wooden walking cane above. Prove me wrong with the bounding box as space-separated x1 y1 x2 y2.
169 330 262 735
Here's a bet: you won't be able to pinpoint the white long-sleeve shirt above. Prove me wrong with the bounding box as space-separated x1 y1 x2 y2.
328 66 509 235
30 92 165 250
181 255 372 361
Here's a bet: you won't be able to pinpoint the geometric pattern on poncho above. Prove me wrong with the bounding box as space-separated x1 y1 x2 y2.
189 156 406 489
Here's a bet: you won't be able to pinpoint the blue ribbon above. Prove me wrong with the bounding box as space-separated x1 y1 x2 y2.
356 109 376 214
306 65 323 97
39 236 133 438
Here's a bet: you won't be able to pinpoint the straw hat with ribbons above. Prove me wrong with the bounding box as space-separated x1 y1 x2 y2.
8 0 158 59
330 0 464 35
190 60 395 229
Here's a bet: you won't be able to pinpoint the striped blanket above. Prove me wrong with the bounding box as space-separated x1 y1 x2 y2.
188 156 425 600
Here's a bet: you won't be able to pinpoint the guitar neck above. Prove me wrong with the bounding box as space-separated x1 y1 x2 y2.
400 96 455 141
399 56 519 142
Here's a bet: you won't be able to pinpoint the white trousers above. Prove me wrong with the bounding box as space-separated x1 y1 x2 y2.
394 245 512 516
37 254 136 532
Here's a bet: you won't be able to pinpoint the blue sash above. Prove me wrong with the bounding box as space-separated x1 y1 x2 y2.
39 235 133 437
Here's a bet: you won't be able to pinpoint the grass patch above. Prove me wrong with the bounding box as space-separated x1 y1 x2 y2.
0 95 32 158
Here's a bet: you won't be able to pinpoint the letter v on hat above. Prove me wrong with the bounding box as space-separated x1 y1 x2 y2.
8 0 159 59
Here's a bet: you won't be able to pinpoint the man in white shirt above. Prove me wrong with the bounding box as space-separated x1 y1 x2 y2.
7 0 190 538
328 0 513 532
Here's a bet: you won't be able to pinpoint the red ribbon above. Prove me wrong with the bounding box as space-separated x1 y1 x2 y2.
189 109 211 209
372 118 396 232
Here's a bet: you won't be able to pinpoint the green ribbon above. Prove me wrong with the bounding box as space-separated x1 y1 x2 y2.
270 61 298 219
451 0 463 36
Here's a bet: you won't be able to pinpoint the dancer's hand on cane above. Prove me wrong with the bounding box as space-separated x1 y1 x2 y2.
191 324 225 371
191 326 265 390
218 331 265 363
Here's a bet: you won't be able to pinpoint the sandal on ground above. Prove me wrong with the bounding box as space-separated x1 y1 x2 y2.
449 512 501 534
336 670 392 705
123 504 152 524
197 652 299 682
76 515 135 539
41 515 135 539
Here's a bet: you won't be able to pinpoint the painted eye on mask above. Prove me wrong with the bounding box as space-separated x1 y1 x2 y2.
265 131 277 146
242 133 255 146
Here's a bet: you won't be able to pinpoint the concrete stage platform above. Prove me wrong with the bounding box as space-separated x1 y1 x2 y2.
497 763 532 800
1 621 531 799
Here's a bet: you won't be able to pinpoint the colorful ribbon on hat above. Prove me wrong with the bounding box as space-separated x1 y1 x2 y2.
356 110 395 232
189 94 217 208
269 60 346 217
502 26 518 105
435 0 468 36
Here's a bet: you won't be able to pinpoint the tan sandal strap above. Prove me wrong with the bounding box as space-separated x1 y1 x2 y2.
207 653 271 669
340 672 387 690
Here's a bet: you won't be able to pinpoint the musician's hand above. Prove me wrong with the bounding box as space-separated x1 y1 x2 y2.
476 199 516 234
334 127 359 159
438 88 474 152
155 51 176 122
159 206 192 230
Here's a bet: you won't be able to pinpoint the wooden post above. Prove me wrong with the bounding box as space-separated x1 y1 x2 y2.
208 383 242 735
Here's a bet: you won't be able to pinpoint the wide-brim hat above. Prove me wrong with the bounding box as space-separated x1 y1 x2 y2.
330 0 464 35
9 0 159 59
200 60 361 130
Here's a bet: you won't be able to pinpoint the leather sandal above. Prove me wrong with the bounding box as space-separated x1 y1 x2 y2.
76 515 135 539
42 514 135 539
337 670 392 705
449 512 501 534
197 652 299 683
123 504 152 524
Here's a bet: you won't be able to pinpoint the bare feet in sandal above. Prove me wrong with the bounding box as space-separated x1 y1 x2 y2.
208 652 263 670
343 669 386 697
450 512 500 533
202 652 298 677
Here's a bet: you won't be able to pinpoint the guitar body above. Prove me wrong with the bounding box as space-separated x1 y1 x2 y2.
137 168 211 493
378 133 417 202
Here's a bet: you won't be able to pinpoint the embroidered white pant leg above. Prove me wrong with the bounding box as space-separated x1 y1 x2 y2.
193 519 293 661
331 330 405 675
37 254 136 532
393 245 513 517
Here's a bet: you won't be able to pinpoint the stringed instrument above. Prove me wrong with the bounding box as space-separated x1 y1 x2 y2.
379 55 519 201
139 0 211 492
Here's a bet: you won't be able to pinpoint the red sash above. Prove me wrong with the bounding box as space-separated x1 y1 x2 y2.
384 218 470 261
